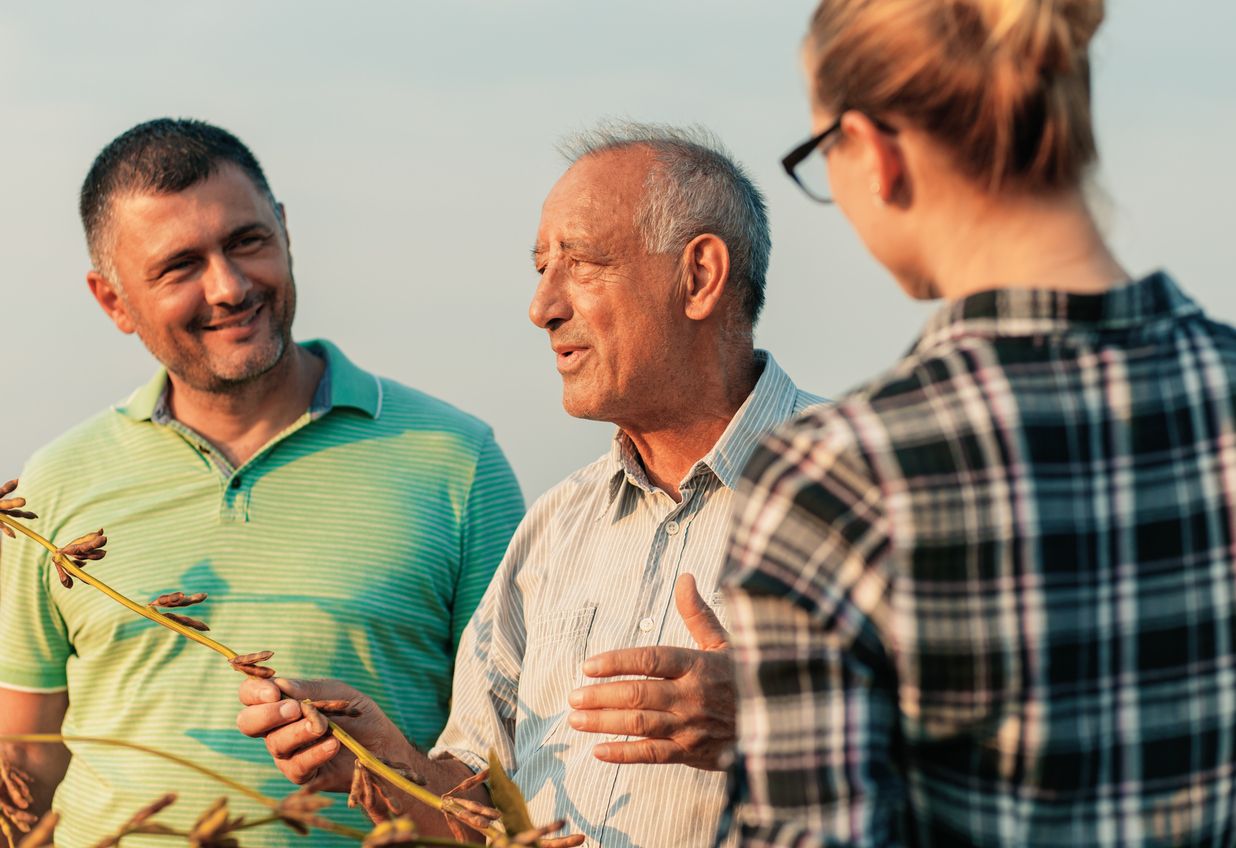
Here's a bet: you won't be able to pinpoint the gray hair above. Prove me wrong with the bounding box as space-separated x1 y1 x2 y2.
558 121 770 327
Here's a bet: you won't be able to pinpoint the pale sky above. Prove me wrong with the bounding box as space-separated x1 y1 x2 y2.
1 1 1233 502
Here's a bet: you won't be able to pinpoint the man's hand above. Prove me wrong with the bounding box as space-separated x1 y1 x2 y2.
567 573 735 770
236 677 411 792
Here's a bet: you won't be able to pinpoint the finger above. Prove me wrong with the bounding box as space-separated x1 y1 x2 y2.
239 676 283 706
582 646 695 679
591 738 684 766
675 573 728 651
568 679 676 711
236 698 303 737
275 734 343 785
568 708 679 739
272 677 346 701
261 709 334 758
542 836 587 848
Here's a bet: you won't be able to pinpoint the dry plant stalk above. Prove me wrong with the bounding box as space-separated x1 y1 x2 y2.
0 479 576 847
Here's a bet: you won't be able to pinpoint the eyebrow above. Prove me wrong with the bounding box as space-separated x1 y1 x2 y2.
530 240 611 264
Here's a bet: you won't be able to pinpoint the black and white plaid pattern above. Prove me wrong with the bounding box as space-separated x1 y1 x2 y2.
722 273 1236 847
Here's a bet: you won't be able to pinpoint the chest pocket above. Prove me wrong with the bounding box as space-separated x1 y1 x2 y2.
516 603 597 755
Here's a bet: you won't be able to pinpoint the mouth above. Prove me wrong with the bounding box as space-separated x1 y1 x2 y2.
203 303 264 333
553 345 588 372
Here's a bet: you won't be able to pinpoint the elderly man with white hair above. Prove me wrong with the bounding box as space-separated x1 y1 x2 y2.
236 122 825 847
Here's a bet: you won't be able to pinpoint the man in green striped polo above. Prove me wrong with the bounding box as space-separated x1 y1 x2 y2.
0 118 524 846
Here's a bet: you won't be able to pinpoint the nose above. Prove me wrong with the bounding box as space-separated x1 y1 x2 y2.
202 255 252 307
528 264 572 330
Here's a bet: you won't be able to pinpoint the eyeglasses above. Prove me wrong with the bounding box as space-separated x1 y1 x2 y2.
781 112 897 204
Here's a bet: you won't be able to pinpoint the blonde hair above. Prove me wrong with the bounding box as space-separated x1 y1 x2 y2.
806 0 1104 192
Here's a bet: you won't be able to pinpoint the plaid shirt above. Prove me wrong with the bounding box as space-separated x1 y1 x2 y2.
722 273 1236 847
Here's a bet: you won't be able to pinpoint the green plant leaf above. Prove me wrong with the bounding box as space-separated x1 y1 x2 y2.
485 749 533 835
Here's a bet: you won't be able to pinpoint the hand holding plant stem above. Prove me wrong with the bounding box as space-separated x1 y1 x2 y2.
0 480 576 847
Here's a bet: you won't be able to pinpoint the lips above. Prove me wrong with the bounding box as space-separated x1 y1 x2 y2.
202 302 263 332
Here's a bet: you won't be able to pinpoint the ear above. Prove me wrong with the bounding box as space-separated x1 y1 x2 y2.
840 112 909 207
680 233 731 322
86 270 137 335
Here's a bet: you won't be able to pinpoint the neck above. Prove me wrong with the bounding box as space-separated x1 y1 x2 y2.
920 185 1128 300
620 349 760 501
166 344 324 469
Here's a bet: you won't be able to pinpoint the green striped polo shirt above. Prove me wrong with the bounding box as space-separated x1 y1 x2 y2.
0 339 524 846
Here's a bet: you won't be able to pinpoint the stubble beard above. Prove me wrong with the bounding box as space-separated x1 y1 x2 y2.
134 281 298 396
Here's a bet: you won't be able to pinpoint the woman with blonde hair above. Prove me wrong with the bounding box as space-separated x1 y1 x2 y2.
723 1 1236 845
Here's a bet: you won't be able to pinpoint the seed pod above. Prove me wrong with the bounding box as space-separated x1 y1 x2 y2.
0 496 25 511
444 795 501 822
1 523 13 538
362 817 419 847
299 699 329 736
513 819 573 845
347 762 364 809
231 662 276 679
441 797 498 832
313 699 362 718
230 650 274 665
162 612 210 632
0 508 37 520
151 592 208 608
59 530 106 558
52 561 73 589
445 767 488 797
0 480 16 498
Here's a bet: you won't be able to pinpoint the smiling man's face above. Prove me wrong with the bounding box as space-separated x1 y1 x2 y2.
93 163 297 393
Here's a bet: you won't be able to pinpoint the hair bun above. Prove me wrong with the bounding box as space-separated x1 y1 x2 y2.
982 0 1104 75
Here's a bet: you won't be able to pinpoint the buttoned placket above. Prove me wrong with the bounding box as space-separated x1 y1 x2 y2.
162 414 315 524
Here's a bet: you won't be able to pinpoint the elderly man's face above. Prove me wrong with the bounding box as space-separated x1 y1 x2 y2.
530 149 686 426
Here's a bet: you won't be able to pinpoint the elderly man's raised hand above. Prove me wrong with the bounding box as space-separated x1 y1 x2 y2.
567 573 735 771
236 676 409 791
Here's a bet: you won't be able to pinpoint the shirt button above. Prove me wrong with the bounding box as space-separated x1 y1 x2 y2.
230 477 242 490
665 520 680 536
638 617 655 633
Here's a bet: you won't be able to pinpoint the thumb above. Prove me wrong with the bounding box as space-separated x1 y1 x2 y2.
675 573 728 651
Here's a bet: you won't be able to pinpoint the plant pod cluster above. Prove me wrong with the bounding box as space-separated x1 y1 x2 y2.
361 816 419 847
187 798 243 848
0 481 37 537
348 761 402 824
275 787 333 836
151 591 208 608
92 793 178 847
229 650 276 679
52 529 108 589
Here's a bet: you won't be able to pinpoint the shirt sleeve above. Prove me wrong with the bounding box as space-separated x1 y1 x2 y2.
720 415 902 847
432 479 542 775
0 472 72 692
450 430 525 652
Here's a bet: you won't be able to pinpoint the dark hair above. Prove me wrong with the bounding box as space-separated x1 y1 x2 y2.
80 118 277 268
806 0 1104 192
560 121 771 327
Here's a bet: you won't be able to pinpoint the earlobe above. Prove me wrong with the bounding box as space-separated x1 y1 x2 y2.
682 235 731 322
86 270 137 335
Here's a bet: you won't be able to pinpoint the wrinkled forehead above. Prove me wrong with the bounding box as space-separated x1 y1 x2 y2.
536 148 653 243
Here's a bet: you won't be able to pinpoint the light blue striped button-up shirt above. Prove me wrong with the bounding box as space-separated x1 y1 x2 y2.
432 350 825 847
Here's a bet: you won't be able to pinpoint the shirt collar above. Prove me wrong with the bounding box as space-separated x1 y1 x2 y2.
910 271 1200 359
605 349 802 498
113 338 383 422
